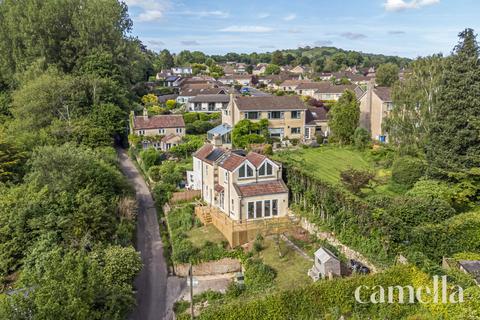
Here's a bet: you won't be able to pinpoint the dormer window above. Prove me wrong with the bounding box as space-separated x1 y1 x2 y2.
239 163 254 178
259 161 273 176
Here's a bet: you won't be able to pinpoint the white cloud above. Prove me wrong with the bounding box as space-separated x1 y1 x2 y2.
181 40 200 46
219 25 274 33
179 10 229 18
138 10 165 21
283 14 296 21
314 40 333 46
384 0 439 12
125 0 171 21
257 13 270 19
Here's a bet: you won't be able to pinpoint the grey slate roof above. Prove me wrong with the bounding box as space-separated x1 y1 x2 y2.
234 95 307 111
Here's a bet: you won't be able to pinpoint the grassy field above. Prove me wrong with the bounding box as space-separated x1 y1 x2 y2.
259 238 312 290
186 224 227 248
274 146 373 184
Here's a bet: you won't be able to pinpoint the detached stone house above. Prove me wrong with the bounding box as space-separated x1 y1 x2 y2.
188 94 230 112
131 111 185 151
359 83 393 142
222 95 308 142
187 142 291 246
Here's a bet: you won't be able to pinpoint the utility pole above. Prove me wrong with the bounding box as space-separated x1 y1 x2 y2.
189 264 194 319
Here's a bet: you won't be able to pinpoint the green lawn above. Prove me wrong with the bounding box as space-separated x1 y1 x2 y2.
186 224 227 248
274 146 373 184
259 238 312 290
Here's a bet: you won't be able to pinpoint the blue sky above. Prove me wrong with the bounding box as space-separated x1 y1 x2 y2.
125 0 480 58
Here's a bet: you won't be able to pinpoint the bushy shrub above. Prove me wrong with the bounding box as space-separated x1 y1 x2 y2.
244 259 276 292
391 156 426 188
353 127 371 150
139 148 163 171
340 168 375 194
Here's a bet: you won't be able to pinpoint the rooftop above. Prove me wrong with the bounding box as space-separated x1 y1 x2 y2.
189 94 230 103
134 115 185 130
234 95 307 111
374 86 392 102
233 180 288 197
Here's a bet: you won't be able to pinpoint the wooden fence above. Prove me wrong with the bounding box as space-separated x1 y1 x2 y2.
170 190 201 204
195 206 294 247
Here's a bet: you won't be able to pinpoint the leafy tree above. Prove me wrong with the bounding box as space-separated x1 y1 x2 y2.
0 136 26 183
191 51 206 64
191 63 207 75
332 52 347 67
205 58 215 67
176 50 193 66
340 168 375 194
139 148 163 171
0 0 140 87
328 90 360 144
158 49 174 70
376 63 400 86
141 93 158 106
264 64 281 75
232 119 269 148
297 56 310 66
391 156 426 188
426 28 480 174
271 51 284 65
353 127 371 150
384 55 444 153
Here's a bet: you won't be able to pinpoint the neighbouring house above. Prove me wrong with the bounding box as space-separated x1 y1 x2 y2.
188 94 230 112
187 142 291 246
295 82 362 101
131 110 185 151
222 95 308 143
331 71 373 86
278 79 312 92
160 134 183 151
290 65 310 75
252 63 268 75
359 82 393 142
163 75 183 87
308 247 341 281
304 106 330 141
458 260 480 284
176 87 227 104
207 123 232 148
218 74 252 86
172 66 193 75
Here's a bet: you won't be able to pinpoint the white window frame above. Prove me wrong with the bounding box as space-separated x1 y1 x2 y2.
238 163 254 179
291 110 301 119
159 128 165 134
247 199 278 220
291 127 301 134
259 161 273 177
176 128 182 134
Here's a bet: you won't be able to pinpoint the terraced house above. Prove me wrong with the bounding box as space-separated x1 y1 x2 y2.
188 142 291 246
222 95 309 142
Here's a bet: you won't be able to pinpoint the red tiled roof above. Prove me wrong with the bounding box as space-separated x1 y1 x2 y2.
214 184 224 193
193 144 214 161
234 180 288 197
246 152 266 168
219 153 245 171
133 115 185 130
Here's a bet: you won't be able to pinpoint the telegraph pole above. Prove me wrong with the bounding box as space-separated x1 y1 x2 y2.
189 264 194 319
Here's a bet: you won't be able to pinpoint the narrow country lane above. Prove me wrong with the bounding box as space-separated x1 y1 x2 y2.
117 149 169 320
